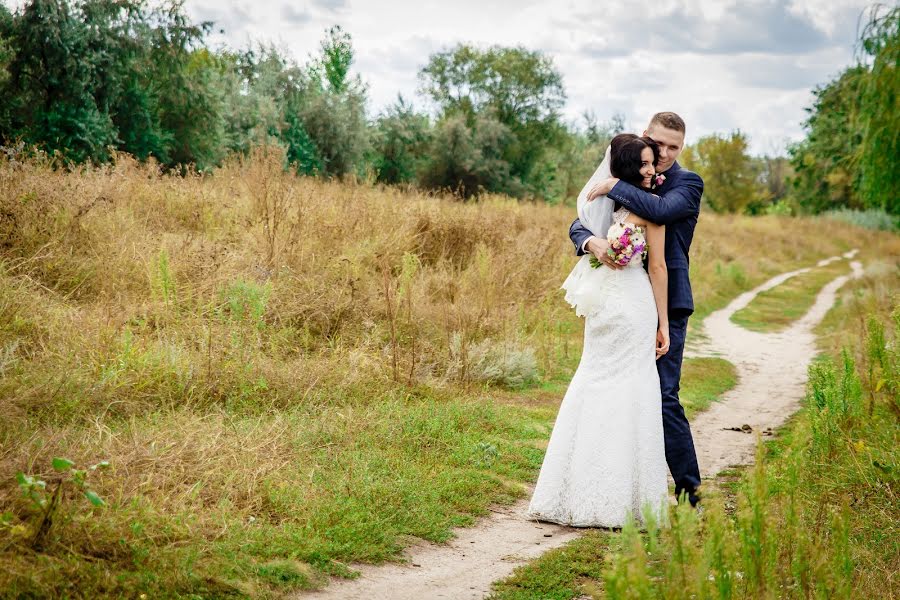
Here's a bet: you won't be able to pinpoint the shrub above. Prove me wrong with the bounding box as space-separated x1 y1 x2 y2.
821 208 899 231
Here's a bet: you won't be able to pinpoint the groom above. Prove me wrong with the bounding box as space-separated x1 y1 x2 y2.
569 111 703 506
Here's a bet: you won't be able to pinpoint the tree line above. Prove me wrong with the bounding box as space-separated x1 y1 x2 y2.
0 0 896 215
786 4 898 215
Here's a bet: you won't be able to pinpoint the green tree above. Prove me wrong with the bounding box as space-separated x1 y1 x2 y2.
371 95 431 185
682 131 763 213
5 0 118 163
787 6 898 215
82 0 172 162
857 5 899 213
758 156 792 203
418 44 566 197
294 83 367 178
419 112 513 199
291 26 368 177
218 45 304 156
148 12 226 172
282 107 323 175
0 4 15 136
545 112 623 205
788 67 866 213
314 25 353 94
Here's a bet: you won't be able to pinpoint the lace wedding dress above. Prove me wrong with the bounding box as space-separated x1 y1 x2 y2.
528 208 669 528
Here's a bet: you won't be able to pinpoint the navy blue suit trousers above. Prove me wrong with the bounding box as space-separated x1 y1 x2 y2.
659 312 701 505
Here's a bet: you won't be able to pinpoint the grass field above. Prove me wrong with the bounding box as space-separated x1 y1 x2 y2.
1 150 897 597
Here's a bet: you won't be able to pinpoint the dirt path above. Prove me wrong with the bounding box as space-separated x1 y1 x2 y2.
686 249 860 477
305 251 862 600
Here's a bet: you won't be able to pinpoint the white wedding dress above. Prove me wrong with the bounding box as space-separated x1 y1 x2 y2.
528 207 669 528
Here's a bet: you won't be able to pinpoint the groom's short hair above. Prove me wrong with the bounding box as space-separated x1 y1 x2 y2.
649 112 686 133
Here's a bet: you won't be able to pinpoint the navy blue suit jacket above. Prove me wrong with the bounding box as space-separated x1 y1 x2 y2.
568 161 703 314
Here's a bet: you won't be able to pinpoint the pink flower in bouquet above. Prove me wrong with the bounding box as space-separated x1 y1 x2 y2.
595 221 648 268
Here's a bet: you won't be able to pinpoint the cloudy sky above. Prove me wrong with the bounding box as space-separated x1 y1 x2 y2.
188 0 871 155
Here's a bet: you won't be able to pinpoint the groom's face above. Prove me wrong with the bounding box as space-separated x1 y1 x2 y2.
643 125 685 173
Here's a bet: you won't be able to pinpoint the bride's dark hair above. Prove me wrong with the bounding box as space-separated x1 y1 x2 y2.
609 133 659 188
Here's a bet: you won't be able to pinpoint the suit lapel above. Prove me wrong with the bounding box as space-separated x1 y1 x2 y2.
657 161 681 192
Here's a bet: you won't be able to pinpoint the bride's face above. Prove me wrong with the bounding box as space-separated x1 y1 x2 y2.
639 147 655 189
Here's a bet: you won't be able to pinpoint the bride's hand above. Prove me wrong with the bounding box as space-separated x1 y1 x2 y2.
586 237 623 270
587 177 619 201
656 327 670 359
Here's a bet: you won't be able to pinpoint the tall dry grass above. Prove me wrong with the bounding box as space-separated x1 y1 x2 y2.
1 147 897 596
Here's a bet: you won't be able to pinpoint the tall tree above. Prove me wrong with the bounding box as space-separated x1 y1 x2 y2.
315 25 353 94
788 67 866 213
82 0 170 162
0 4 15 136
682 131 763 213
419 45 566 197
371 95 431 185
787 6 898 215
144 5 224 171
542 113 623 205
857 5 899 213
290 25 368 177
418 113 513 199
6 0 117 163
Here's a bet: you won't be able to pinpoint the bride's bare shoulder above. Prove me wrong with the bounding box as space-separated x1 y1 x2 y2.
621 212 653 228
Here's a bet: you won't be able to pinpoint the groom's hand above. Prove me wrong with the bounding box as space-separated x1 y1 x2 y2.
587 237 623 270
587 177 619 201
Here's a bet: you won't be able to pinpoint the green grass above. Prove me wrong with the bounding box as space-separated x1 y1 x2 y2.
730 260 850 332
1 388 554 597
680 357 738 418
488 531 610 600
822 208 899 232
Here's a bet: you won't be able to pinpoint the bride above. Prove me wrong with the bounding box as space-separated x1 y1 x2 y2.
527 134 670 528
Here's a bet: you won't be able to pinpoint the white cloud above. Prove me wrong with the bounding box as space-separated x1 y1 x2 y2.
787 0 871 36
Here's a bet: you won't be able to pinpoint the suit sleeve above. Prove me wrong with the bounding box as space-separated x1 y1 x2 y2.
569 218 594 257
607 171 703 225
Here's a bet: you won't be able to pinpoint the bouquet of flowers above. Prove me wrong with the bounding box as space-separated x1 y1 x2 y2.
589 221 647 268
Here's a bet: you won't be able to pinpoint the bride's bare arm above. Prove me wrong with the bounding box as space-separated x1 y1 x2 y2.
646 223 669 357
